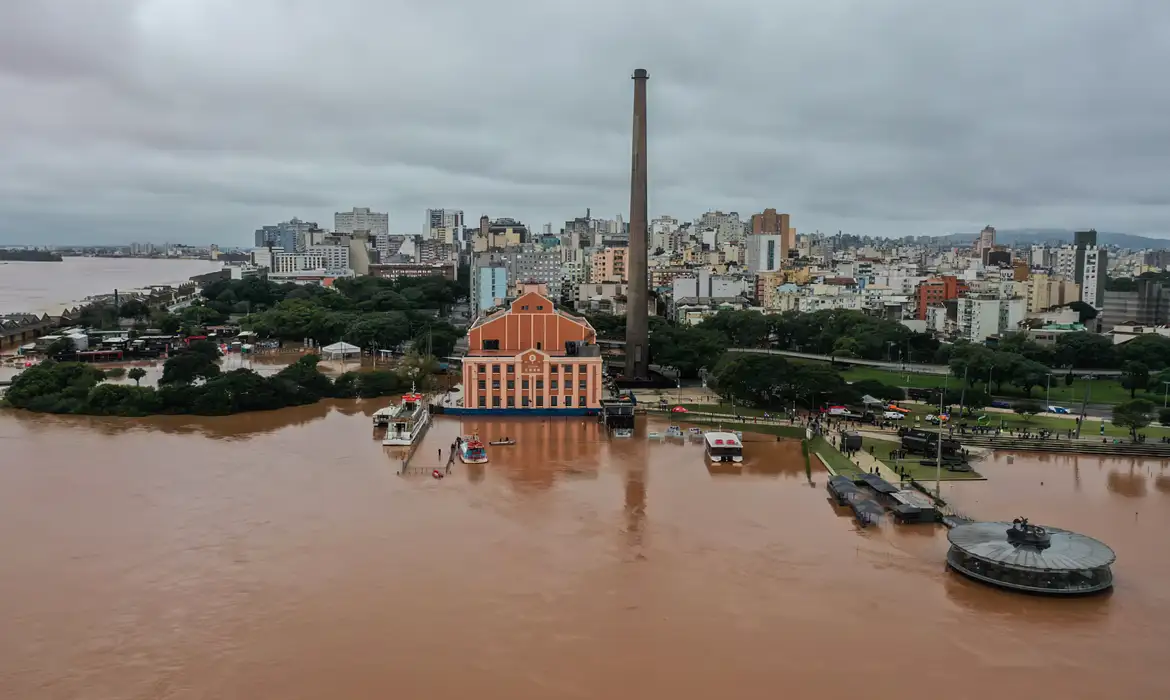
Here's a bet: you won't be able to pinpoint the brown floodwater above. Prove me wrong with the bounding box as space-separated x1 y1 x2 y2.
0 258 223 315
1 408 1168 699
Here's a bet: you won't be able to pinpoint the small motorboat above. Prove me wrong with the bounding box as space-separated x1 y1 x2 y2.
665 425 684 438
489 438 516 446
613 428 633 438
648 432 664 440
687 427 703 435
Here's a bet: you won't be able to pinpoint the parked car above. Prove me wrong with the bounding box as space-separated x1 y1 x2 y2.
991 400 1011 409
1047 406 1071 414
883 411 906 420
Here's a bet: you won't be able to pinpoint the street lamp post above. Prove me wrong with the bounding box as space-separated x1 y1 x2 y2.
1046 373 1052 410
1163 381 1170 408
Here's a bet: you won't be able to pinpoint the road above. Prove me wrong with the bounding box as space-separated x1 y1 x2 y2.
724 348 1124 377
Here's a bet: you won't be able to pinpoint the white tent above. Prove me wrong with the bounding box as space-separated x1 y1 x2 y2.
321 341 361 359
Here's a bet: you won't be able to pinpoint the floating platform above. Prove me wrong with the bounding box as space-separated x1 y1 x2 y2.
946 518 1116 595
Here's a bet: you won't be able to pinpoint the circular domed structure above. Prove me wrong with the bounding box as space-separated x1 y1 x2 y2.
946 518 1116 595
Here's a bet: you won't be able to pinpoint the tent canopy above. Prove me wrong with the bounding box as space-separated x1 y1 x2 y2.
321 341 361 357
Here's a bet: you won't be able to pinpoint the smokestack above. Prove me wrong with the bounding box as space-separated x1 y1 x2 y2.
624 68 650 380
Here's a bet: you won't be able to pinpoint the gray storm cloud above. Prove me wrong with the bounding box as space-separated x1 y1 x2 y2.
2 0 1169 244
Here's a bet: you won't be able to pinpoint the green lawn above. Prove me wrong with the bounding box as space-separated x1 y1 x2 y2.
810 436 863 477
795 360 1166 407
678 402 770 417
670 414 806 440
891 403 1170 440
859 437 983 481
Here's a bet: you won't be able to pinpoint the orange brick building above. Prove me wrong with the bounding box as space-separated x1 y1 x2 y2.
460 290 604 414
915 275 969 320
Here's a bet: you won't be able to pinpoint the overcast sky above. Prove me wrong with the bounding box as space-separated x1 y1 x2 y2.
2 0 1170 245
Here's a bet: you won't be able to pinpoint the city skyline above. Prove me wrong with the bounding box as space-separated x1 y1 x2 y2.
3 1 1170 245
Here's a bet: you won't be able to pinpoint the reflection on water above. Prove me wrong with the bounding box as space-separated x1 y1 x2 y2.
1 414 1169 699
1 399 377 440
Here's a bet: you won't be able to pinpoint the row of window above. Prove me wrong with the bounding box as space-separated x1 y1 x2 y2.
475 363 589 374
478 379 589 390
477 395 589 408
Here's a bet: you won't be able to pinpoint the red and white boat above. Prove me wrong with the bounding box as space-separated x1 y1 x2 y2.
457 436 488 464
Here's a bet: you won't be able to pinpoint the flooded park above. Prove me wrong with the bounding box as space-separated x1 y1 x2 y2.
1 404 1168 699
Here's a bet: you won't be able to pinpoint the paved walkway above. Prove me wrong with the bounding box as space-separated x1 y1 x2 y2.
846 447 905 486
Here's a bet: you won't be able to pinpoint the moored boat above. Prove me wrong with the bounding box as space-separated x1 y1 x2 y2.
488 438 516 446
458 436 489 464
613 428 633 438
375 385 431 447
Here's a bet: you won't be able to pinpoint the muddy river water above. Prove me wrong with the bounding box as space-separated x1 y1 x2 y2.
1 406 1168 699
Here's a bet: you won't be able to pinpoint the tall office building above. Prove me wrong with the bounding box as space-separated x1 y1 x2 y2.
425 209 464 242
254 218 318 253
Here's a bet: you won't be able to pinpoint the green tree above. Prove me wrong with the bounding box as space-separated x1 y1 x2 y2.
650 325 725 379
1010 359 1050 398
43 337 75 359
159 314 182 334
698 310 772 348
712 354 792 408
1013 399 1043 423
1158 407 1170 427
1120 361 1150 398
1112 399 1156 442
180 303 227 328
128 367 147 386
1054 332 1117 369
118 298 150 320
1117 335 1170 371
159 343 221 385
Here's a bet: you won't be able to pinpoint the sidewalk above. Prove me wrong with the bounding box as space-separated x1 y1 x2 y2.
847 448 905 486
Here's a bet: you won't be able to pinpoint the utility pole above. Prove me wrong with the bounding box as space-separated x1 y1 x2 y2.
1046 373 1052 410
1163 380 1170 408
936 373 948 497
1076 377 1093 439
957 364 969 419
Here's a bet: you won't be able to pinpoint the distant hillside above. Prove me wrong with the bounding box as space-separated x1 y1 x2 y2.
941 229 1170 249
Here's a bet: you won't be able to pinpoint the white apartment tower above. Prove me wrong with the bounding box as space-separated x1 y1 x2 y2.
335 207 389 236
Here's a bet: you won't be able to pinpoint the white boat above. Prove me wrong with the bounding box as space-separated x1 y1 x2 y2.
648 432 663 440
375 386 431 447
704 431 744 464
665 425 684 438
613 428 633 438
457 436 488 464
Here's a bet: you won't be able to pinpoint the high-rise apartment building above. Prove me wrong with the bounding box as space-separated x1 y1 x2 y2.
745 234 784 275
590 247 628 283
975 225 996 256
335 208 389 236
1073 229 1107 308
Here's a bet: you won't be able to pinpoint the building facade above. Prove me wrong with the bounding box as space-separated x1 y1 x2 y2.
590 246 629 283
745 234 785 275
915 276 969 320
461 291 604 414
475 265 509 312
334 207 389 237
957 296 1026 343
368 262 457 282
